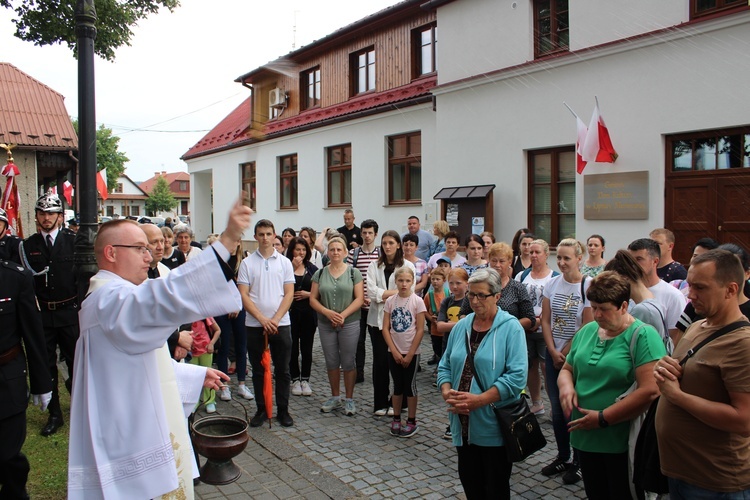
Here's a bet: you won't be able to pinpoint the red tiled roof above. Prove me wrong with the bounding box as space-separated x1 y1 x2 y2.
264 76 436 136
139 171 190 194
0 62 78 150
181 97 251 160
105 194 148 201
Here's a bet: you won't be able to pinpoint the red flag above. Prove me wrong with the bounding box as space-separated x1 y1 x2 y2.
97 168 109 200
63 181 74 206
582 103 618 163
576 116 588 174
1 161 23 237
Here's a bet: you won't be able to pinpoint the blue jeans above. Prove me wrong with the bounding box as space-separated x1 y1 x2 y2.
215 311 247 382
669 478 750 499
545 349 575 463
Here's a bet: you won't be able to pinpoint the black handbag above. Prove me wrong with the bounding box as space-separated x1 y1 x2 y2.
465 332 547 462
632 320 750 494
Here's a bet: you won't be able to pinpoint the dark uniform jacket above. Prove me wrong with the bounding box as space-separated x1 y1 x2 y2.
0 261 52 420
0 233 21 264
22 230 79 327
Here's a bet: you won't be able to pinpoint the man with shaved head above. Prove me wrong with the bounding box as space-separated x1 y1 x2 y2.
68 199 252 500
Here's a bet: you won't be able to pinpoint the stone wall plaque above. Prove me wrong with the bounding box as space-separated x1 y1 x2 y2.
584 171 649 220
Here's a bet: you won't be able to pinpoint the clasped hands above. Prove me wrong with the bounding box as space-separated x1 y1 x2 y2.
443 388 482 415
653 355 683 400
560 386 599 432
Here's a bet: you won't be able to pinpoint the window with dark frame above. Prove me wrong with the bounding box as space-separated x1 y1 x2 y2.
241 162 257 211
302 67 321 110
388 132 422 205
179 181 188 191
528 147 576 246
279 154 298 209
668 127 750 172
352 47 375 95
533 0 569 58
114 183 123 193
414 23 437 77
327 144 352 207
691 0 747 18
131 206 140 216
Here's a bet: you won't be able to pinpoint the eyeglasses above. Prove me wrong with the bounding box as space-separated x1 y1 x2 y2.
112 245 152 256
467 291 494 301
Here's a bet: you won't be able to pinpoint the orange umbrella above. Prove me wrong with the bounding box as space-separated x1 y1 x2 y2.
261 331 273 427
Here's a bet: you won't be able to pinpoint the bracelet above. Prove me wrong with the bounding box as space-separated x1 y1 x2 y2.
598 410 609 428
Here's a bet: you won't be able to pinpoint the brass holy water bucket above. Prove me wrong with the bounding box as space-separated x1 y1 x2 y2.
191 415 249 485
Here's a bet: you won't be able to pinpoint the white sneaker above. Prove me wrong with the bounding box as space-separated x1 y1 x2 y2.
320 396 343 413
237 384 254 400
219 386 231 401
344 399 357 416
300 380 312 396
291 380 302 396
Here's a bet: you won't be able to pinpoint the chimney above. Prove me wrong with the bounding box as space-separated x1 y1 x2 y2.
154 172 160 177
162 171 167 176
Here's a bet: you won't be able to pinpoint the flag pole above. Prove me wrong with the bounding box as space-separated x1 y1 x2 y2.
594 95 600 108
563 102 578 119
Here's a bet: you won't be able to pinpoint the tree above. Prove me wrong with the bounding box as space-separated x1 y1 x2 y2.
145 176 176 216
1 0 179 61
72 120 128 190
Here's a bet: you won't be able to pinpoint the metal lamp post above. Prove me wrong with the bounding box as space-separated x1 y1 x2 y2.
74 0 98 301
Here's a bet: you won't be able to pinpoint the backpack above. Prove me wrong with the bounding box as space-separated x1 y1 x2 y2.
519 267 560 283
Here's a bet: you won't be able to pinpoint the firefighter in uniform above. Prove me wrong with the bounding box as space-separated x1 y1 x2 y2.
20 192 79 436
0 208 22 264
0 260 52 498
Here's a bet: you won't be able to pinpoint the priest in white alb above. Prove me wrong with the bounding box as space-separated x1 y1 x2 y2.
67 199 252 500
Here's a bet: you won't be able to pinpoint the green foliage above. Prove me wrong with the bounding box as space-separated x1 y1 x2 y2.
1 0 180 61
72 120 128 190
145 175 177 215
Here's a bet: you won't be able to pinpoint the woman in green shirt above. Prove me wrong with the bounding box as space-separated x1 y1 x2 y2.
310 236 364 416
558 271 665 500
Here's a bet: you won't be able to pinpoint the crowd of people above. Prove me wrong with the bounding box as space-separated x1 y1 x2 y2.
2 196 750 499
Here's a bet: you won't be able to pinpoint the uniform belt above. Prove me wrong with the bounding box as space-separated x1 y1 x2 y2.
0 344 22 365
39 296 78 310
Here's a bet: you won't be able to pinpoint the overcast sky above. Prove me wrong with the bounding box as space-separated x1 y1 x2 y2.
1 0 400 182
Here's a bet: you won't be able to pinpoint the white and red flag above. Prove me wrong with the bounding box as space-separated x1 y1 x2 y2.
1 160 23 237
63 180 74 206
582 102 618 164
576 116 588 174
96 167 109 201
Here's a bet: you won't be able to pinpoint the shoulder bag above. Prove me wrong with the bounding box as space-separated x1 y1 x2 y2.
465 332 546 462
633 320 750 494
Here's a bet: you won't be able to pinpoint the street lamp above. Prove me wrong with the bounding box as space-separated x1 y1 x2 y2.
74 0 98 301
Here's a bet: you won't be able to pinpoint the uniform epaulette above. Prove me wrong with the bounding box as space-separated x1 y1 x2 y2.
0 260 27 273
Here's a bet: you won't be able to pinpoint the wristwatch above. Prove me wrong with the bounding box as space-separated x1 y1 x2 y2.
598 410 609 428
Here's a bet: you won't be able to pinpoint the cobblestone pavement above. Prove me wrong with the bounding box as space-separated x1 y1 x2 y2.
195 332 586 499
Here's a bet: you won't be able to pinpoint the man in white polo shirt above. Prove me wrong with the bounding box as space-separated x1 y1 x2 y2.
628 238 687 346
238 219 295 427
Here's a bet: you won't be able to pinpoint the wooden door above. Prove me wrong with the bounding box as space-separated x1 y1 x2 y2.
717 176 750 252
665 177 717 266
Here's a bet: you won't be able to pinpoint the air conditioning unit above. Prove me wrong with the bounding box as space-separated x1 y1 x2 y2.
269 88 286 107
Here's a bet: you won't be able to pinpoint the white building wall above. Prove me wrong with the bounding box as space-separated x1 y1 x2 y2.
187 105 436 242
438 0 688 84
433 10 750 255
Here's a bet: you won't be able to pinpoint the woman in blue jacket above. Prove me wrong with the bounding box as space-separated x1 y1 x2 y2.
437 268 528 500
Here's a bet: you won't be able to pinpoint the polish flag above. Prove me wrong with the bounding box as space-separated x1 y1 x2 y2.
582 103 618 163
63 180 74 206
97 168 109 201
576 116 588 174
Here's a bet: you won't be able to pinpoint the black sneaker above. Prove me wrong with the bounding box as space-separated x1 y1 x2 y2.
562 462 582 484
277 409 294 427
250 409 268 427
442 426 452 440
541 457 570 477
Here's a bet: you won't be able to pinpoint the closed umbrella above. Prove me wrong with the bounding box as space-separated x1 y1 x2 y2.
261 331 273 427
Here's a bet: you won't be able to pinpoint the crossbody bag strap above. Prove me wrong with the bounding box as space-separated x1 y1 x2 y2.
679 320 750 366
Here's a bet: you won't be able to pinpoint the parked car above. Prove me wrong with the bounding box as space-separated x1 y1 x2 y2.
138 216 166 227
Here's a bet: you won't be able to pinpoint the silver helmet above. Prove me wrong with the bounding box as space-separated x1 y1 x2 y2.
35 192 64 213
0 207 7 224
